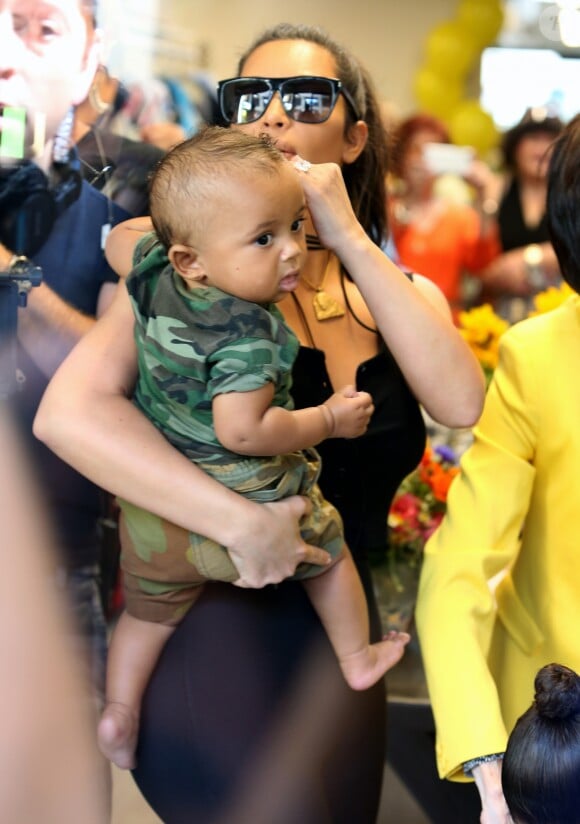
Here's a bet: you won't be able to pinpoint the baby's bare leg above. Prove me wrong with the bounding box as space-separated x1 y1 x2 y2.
98 611 174 769
302 546 410 691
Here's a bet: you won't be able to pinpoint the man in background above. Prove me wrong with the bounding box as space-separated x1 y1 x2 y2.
0 0 130 705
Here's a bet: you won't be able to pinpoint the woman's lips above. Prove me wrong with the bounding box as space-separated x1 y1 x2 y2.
276 143 297 159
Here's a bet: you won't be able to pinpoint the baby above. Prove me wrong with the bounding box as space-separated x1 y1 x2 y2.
99 126 409 769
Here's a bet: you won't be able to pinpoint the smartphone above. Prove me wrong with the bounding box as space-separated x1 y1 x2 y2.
422 142 474 177
0 106 27 165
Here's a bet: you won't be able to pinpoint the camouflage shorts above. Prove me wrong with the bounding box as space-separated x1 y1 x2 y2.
118 450 344 625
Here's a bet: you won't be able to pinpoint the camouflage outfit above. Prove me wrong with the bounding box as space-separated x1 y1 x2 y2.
120 235 343 625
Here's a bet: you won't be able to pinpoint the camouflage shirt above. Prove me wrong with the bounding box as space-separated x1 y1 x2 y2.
127 233 300 467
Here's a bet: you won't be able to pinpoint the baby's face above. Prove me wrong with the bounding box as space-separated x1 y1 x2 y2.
194 164 307 305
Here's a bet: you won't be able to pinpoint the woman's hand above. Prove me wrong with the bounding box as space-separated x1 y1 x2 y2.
480 794 513 824
473 761 512 824
292 156 365 253
228 496 331 588
480 248 534 296
463 158 502 206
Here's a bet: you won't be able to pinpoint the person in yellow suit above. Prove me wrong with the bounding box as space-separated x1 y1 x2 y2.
416 112 580 824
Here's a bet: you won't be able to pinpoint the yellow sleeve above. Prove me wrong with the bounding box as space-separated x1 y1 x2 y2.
415 328 537 781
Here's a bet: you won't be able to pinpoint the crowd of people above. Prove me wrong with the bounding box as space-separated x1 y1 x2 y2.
387 112 501 315
3 0 579 821
386 108 564 321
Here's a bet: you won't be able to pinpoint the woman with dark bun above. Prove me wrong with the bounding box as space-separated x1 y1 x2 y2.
503 663 580 824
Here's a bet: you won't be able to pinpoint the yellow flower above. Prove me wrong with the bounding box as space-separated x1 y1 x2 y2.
458 304 509 374
529 282 573 317
458 282 571 387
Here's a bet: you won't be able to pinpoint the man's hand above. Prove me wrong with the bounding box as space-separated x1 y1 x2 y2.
227 495 331 588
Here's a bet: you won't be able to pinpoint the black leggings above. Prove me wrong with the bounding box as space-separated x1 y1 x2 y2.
132 579 386 824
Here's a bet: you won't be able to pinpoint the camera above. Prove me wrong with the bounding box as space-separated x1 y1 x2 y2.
0 105 81 257
0 158 82 258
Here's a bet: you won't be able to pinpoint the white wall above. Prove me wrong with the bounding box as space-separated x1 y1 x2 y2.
101 0 460 115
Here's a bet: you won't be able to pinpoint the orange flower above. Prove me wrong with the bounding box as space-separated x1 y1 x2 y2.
429 464 459 502
383 442 460 567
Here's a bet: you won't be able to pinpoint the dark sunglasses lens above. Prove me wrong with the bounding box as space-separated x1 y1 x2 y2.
221 79 272 124
282 78 335 123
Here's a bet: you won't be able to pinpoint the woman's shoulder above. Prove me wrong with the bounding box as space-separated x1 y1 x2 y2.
412 273 453 318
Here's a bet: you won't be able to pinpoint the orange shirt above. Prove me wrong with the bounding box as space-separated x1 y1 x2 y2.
390 200 501 307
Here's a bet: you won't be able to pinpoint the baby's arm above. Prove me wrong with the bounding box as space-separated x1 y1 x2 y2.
213 383 374 456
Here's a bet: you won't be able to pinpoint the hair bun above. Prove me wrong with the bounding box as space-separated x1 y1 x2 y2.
534 663 580 721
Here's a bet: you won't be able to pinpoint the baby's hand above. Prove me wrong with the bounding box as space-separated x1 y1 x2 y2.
322 386 374 439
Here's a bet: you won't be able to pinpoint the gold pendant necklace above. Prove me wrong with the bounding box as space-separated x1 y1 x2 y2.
300 256 345 321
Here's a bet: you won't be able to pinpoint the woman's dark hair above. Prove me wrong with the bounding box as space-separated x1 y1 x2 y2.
502 663 580 824
236 23 388 248
501 108 563 172
389 113 451 179
546 114 580 294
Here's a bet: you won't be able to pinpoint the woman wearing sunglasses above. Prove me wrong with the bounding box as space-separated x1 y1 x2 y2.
36 23 484 824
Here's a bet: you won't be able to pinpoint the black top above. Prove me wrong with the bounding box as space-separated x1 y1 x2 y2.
498 177 550 252
292 345 426 558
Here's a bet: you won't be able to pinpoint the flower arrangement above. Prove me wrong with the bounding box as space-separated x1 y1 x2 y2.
457 303 508 385
384 443 459 576
458 282 573 383
370 442 460 627
528 281 573 317
372 283 572 619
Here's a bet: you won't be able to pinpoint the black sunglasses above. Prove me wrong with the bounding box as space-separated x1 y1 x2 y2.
217 76 361 125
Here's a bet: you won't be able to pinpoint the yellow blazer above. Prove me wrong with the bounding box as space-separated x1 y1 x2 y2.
416 294 580 781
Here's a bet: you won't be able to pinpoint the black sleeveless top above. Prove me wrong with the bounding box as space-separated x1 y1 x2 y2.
498 178 550 252
291 343 426 561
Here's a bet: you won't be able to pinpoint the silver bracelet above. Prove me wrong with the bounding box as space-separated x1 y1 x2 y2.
523 243 546 290
463 752 504 777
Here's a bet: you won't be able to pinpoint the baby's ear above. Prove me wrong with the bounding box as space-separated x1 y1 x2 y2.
169 244 206 284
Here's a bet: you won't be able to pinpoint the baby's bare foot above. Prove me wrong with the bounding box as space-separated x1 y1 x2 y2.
98 702 139 770
340 631 411 691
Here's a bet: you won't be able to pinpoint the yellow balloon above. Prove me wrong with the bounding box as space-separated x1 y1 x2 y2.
425 21 479 79
457 0 505 48
448 100 499 156
413 67 463 120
